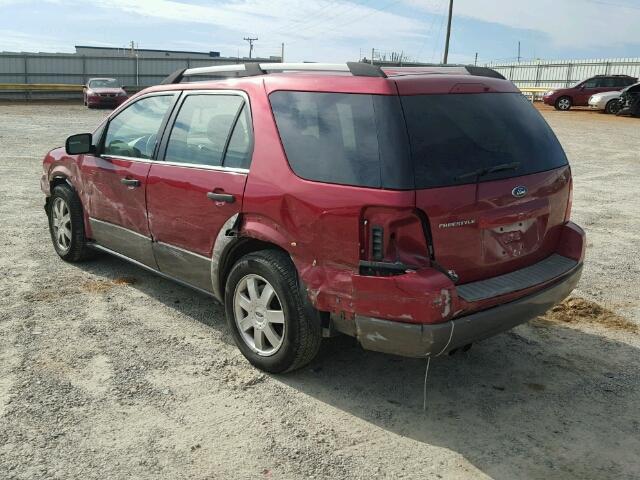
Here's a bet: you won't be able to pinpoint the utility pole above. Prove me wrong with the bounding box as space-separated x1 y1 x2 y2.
517 41 521 63
371 48 375 65
442 0 454 64
474 52 478 66
243 37 258 59
281 42 285 62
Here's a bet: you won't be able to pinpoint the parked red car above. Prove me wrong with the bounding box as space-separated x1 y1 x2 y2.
543 74 637 110
83 78 128 109
42 63 585 372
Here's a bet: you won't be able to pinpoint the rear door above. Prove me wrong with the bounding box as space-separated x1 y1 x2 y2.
146 91 252 292
82 93 177 267
401 92 571 283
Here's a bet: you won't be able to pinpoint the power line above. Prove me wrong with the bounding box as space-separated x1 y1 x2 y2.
430 8 447 62
281 1 370 38
269 0 343 36
414 0 446 60
304 0 404 38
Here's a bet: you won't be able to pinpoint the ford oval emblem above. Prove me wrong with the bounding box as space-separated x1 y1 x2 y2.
512 185 527 198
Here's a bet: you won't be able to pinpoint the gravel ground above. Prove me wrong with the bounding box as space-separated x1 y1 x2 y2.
0 102 639 480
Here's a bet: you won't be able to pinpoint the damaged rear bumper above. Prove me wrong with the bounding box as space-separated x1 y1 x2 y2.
349 262 583 358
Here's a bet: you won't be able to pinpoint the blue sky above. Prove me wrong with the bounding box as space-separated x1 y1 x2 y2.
1 0 639 64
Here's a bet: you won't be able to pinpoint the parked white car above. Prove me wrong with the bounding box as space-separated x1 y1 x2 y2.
588 91 622 114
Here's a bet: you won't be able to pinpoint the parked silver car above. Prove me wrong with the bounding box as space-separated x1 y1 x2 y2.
588 91 622 114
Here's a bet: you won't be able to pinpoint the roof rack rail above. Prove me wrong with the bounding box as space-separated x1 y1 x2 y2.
161 62 387 84
159 62 506 85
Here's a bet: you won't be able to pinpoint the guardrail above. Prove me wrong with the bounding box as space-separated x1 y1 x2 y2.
0 83 144 99
0 83 84 92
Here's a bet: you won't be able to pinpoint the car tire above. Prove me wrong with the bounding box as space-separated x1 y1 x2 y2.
48 184 94 262
604 99 621 115
555 96 572 111
224 250 322 373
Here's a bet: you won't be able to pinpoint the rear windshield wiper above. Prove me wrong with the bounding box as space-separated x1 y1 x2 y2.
455 161 521 181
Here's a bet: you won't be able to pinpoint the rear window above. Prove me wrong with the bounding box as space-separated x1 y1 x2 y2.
270 91 567 190
402 93 568 188
269 91 412 189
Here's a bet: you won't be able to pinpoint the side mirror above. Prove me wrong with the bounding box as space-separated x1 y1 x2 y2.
65 133 94 155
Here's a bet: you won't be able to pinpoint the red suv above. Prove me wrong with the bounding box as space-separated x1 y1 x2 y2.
41 62 585 373
543 74 637 111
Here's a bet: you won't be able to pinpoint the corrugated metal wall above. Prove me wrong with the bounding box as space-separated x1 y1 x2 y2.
0 53 264 99
486 58 640 89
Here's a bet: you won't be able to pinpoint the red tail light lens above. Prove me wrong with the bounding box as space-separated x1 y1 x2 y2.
565 177 573 222
361 207 431 269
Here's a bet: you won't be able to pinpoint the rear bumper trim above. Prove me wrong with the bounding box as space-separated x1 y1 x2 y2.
456 254 578 302
353 262 582 358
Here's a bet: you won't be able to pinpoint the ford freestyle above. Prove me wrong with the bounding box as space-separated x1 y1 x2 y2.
41 62 585 373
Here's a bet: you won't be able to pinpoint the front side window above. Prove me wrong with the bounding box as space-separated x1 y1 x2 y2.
165 94 246 167
582 78 600 88
103 95 175 159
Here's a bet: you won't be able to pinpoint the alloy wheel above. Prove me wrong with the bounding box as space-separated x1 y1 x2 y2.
558 98 571 110
233 274 285 356
52 197 72 253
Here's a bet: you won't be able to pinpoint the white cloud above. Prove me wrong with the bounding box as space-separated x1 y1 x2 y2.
406 0 640 49
88 0 426 42
72 0 429 61
0 29 73 53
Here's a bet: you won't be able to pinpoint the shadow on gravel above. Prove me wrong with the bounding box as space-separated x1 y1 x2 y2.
73 255 640 479
72 254 237 346
281 323 640 479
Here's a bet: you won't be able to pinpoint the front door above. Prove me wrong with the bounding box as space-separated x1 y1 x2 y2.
146 91 253 291
575 78 605 105
82 93 177 266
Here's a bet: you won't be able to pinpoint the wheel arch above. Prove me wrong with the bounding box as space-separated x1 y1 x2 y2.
48 174 92 237
214 235 290 303
46 175 74 213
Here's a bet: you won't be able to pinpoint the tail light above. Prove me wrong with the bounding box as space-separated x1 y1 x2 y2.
370 226 384 261
564 176 573 222
360 207 431 275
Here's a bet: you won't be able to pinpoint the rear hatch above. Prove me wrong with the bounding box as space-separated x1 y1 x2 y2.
400 91 571 283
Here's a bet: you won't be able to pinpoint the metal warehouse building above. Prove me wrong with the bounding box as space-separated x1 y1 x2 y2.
0 45 281 99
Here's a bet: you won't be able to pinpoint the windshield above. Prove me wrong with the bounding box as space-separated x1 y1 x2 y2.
89 79 120 88
401 93 568 188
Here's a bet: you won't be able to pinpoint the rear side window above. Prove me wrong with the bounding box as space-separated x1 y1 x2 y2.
224 105 252 169
402 93 568 188
269 91 411 189
165 94 247 167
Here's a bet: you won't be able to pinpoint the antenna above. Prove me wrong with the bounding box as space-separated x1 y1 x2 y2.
243 37 258 59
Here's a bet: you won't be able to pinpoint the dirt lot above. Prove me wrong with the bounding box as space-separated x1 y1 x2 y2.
1 102 639 480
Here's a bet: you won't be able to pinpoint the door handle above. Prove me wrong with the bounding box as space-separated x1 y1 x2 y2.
207 192 235 203
121 178 140 187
